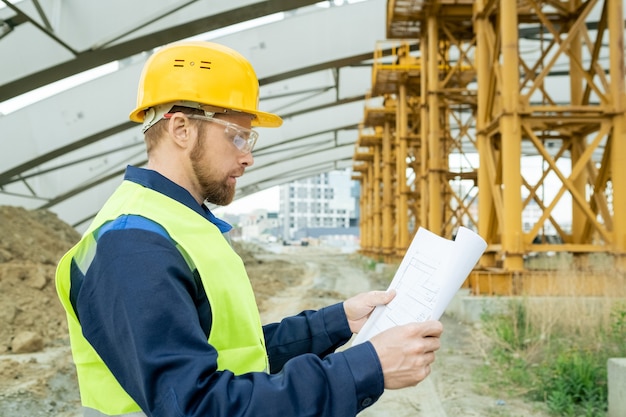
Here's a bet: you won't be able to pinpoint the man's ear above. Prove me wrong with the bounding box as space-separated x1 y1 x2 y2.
167 113 196 148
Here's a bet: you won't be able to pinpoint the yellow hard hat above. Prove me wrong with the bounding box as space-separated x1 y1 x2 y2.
129 41 282 128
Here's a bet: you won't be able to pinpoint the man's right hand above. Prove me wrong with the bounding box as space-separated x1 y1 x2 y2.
369 320 443 389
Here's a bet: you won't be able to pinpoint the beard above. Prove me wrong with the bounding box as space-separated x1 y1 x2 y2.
190 136 236 206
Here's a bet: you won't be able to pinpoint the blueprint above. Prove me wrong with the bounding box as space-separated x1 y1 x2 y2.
352 226 487 345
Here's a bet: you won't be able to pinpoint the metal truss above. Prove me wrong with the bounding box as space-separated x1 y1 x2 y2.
353 0 626 298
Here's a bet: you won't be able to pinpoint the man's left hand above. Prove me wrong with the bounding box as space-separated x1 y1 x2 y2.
343 290 396 334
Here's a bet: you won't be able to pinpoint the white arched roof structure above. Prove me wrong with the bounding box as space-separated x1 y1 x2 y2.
0 0 387 229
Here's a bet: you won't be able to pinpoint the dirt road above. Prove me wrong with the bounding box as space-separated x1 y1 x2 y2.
0 214 551 416
253 244 551 417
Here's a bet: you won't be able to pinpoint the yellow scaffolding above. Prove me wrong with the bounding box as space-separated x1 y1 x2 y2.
353 0 626 296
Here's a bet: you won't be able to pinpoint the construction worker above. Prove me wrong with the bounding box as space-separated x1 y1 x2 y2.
55 41 443 417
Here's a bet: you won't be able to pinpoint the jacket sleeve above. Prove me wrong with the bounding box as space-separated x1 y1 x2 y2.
78 229 385 417
263 303 354 373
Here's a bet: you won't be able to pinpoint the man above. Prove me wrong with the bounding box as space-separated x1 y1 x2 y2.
56 41 443 417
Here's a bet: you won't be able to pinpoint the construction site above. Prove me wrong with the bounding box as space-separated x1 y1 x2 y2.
0 0 625 416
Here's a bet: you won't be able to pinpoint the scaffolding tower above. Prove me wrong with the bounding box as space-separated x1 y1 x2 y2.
353 0 626 296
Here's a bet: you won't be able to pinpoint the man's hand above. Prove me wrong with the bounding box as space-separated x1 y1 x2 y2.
370 320 443 389
343 290 396 334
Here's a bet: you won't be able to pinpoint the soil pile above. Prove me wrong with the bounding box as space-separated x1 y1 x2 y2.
0 206 82 416
0 206 80 354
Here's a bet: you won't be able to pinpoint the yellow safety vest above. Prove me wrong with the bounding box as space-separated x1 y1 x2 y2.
56 180 268 415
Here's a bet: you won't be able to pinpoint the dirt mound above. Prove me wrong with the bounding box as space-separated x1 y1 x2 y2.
0 206 81 354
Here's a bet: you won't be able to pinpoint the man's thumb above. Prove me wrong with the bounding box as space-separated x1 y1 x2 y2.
370 289 396 306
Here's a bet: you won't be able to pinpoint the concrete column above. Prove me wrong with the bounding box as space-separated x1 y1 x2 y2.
608 358 626 417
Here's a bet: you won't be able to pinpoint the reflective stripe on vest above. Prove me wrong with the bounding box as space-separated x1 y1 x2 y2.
56 180 268 415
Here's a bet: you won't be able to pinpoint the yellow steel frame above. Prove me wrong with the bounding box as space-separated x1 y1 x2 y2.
356 25 478 261
474 0 625 271
353 98 398 261
353 0 626 294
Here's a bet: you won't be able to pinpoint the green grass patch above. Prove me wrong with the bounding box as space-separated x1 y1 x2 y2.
477 298 626 416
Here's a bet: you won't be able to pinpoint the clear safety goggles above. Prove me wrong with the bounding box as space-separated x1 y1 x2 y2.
163 113 258 154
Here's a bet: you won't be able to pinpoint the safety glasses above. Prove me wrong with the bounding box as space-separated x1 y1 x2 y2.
163 113 258 154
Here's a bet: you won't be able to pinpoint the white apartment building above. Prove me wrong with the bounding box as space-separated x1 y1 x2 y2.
279 169 359 241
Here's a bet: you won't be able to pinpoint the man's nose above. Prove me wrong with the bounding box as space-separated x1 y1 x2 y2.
241 152 254 167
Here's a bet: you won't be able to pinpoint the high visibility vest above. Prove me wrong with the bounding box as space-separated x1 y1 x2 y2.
56 180 268 416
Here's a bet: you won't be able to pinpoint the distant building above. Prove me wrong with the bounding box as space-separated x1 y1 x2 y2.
236 209 280 242
279 169 359 242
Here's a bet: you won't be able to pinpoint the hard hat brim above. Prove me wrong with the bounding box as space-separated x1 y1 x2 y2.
252 110 283 128
130 105 282 128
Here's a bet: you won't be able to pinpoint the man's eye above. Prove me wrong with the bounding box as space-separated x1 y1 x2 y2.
233 135 247 148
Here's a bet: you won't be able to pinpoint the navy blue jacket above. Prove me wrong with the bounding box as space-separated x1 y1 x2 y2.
74 166 384 416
